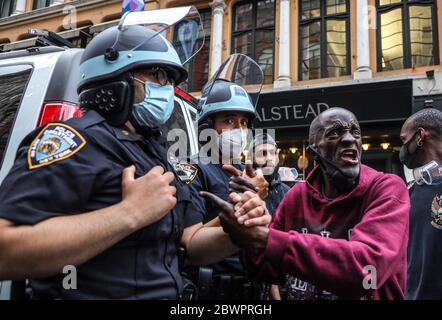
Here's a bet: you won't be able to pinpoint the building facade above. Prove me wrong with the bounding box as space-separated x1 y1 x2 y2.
1 0 441 178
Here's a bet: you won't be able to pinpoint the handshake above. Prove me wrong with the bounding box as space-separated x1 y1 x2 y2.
200 164 271 250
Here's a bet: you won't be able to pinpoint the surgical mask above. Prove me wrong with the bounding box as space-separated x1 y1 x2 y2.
413 160 442 185
308 145 359 193
399 131 422 169
218 128 248 160
131 82 175 128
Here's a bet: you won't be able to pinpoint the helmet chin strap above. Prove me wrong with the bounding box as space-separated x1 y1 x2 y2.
307 145 358 194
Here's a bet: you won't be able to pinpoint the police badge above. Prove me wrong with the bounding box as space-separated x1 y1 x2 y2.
173 163 198 184
28 123 86 170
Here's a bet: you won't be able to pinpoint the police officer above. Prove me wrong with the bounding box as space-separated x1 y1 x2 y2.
188 78 268 299
0 16 269 299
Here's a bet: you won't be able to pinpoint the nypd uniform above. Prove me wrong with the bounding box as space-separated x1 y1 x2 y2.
187 76 262 299
185 155 252 299
0 110 204 299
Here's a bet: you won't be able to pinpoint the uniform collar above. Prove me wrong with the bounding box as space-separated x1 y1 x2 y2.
81 110 107 128
79 110 143 142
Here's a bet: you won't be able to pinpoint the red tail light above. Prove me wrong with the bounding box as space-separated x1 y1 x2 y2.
174 87 198 106
37 102 83 127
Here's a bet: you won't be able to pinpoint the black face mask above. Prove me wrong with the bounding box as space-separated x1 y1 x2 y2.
307 145 359 193
399 131 421 169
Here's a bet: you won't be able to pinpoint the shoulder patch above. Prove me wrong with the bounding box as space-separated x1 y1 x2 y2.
27 123 86 170
173 163 199 184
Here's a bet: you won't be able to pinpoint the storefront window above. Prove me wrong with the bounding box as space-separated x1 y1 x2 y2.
0 0 16 18
232 0 275 84
377 0 438 71
174 9 211 93
33 0 55 10
299 0 350 80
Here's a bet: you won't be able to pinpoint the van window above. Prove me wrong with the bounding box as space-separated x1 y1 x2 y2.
0 65 32 169
161 100 191 162
188 105 198 139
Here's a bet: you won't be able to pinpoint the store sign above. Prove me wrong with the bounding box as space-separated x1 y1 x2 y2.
255 80 413 129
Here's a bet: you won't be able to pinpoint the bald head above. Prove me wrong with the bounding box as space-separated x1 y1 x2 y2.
307 107 362 196
309 107 359 146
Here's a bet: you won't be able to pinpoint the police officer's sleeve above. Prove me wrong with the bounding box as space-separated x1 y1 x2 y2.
0 124 109 225
182 180 206 227
174 162 206 227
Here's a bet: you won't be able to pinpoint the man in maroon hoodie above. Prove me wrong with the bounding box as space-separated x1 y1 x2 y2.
217 107 410 300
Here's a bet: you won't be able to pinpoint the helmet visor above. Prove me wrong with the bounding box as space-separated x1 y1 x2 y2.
116 6 204 65
198 53 264 112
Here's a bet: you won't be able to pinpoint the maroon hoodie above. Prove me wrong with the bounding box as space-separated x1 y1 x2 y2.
243 164 410 299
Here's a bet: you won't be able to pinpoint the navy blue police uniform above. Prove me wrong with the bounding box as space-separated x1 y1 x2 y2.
186 154 261 299
0 110 204 299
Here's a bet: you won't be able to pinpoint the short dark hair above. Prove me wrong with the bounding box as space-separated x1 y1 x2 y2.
410 108 442 140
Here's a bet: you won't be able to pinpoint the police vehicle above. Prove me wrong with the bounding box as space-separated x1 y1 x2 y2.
0 35 199 300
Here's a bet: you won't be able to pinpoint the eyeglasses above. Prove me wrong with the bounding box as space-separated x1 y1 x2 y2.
133 67 175 87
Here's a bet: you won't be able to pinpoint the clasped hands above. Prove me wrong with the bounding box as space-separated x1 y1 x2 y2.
200 164 271 250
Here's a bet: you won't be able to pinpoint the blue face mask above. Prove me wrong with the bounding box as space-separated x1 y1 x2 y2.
132 82 175 128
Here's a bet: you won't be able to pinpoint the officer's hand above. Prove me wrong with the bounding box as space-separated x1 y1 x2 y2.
223 163 269 200
122 165 176 228
229 191 271 227
200 190 270 228
220 215 269 250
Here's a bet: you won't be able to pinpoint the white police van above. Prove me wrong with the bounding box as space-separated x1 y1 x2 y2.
0 44 199 300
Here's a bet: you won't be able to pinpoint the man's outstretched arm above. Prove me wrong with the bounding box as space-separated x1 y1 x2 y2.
181 191 271 266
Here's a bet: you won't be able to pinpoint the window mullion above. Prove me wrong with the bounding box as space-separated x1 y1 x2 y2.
321 1 327 78
432 2 440 65
347 0 351 75
252 1 257 61
298 0 303 80
376 2 382 71
403 2 411 68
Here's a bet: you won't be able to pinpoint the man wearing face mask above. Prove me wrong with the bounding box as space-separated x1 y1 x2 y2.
248 133 290 216
184 79 268 300
0 21 270 299
399 108 442 300
218 107 410 299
